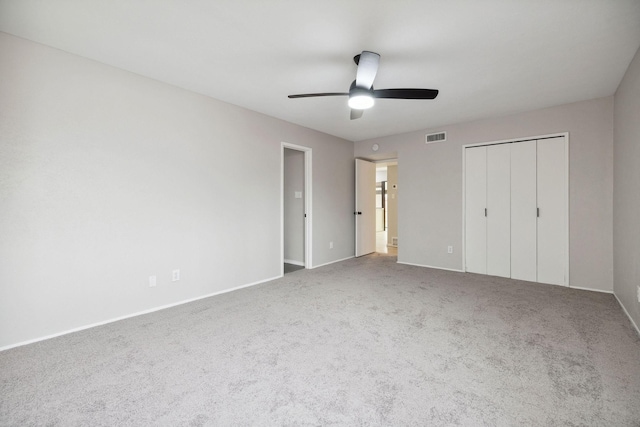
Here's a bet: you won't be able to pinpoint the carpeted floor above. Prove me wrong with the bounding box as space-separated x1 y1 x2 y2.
1 253 639 426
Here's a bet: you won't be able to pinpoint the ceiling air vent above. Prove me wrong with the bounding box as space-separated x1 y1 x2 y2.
425 131 447 144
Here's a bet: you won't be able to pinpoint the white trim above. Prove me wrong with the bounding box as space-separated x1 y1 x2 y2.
564 133 570 286
397 261 464 273
614 293 640 337
462 132 569 149
0 275 282 352
461 145 467 272
461 132 570 286
281 142 313 274
568 285 613 294
305 148 313 268
311 255 355 269
373 158 398 164
284 259 305 266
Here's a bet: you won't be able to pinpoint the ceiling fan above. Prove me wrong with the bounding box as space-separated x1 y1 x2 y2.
288 51 439 120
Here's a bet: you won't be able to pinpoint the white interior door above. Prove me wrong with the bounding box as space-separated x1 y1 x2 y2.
355 159 376 257
510 140 538 281
537 137 566 286
486 144 511 278
464 147 487 274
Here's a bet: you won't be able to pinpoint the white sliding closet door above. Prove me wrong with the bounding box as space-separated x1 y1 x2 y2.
486 144 511 278
510 140 537 281
537 137 566 285
465 147 487 274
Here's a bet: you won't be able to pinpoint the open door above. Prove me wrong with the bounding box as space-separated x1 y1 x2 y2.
355 159 376 257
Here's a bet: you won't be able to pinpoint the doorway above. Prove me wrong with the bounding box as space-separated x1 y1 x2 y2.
375 162 398 255
355 158 398 257
282 143 312 275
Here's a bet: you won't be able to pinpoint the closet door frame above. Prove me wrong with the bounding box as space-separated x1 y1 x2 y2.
461 132 570 286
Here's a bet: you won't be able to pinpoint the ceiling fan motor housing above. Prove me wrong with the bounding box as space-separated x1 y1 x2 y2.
350 80 373 93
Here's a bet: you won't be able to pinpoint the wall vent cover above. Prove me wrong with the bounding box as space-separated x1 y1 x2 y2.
426 131 447 144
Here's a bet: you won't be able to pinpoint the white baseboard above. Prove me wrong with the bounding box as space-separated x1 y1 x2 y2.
311 255 354 269
614 293 640 337
0 274 282 352
397 261 464 273
284 259 305 266
569 285 613 294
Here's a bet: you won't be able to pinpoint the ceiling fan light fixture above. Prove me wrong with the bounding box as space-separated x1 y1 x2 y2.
348 94 375 110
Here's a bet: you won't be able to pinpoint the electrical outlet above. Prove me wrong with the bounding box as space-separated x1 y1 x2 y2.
447 246 453 254
172 269 180 282
149 275 156 287
329 241 334 249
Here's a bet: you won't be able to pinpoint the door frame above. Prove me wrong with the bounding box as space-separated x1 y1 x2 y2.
461 131 569 285
281 142 312 275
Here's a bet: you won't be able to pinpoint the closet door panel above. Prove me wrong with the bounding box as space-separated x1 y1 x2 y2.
537 137 566 286
510 140 537 282
465 147 487 274
486 144 511 278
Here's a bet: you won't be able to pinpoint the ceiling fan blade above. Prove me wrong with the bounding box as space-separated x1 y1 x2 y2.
350 109 363 120
288 92 348 98
355 51 380 89
373 88 439 99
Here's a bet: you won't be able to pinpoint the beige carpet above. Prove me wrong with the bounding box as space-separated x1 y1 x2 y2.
1 253 639 425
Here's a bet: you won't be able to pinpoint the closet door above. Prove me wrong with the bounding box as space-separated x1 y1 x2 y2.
537 137 566 285
486 144 511 278
465 147 487 274
510 140 537 281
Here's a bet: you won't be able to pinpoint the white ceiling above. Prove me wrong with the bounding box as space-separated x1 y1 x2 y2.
1 1 639 142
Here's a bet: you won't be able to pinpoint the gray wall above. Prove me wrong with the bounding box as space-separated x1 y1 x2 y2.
283 148 304 264
355 97 614 292
613 46 640 330
0 33 354 349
